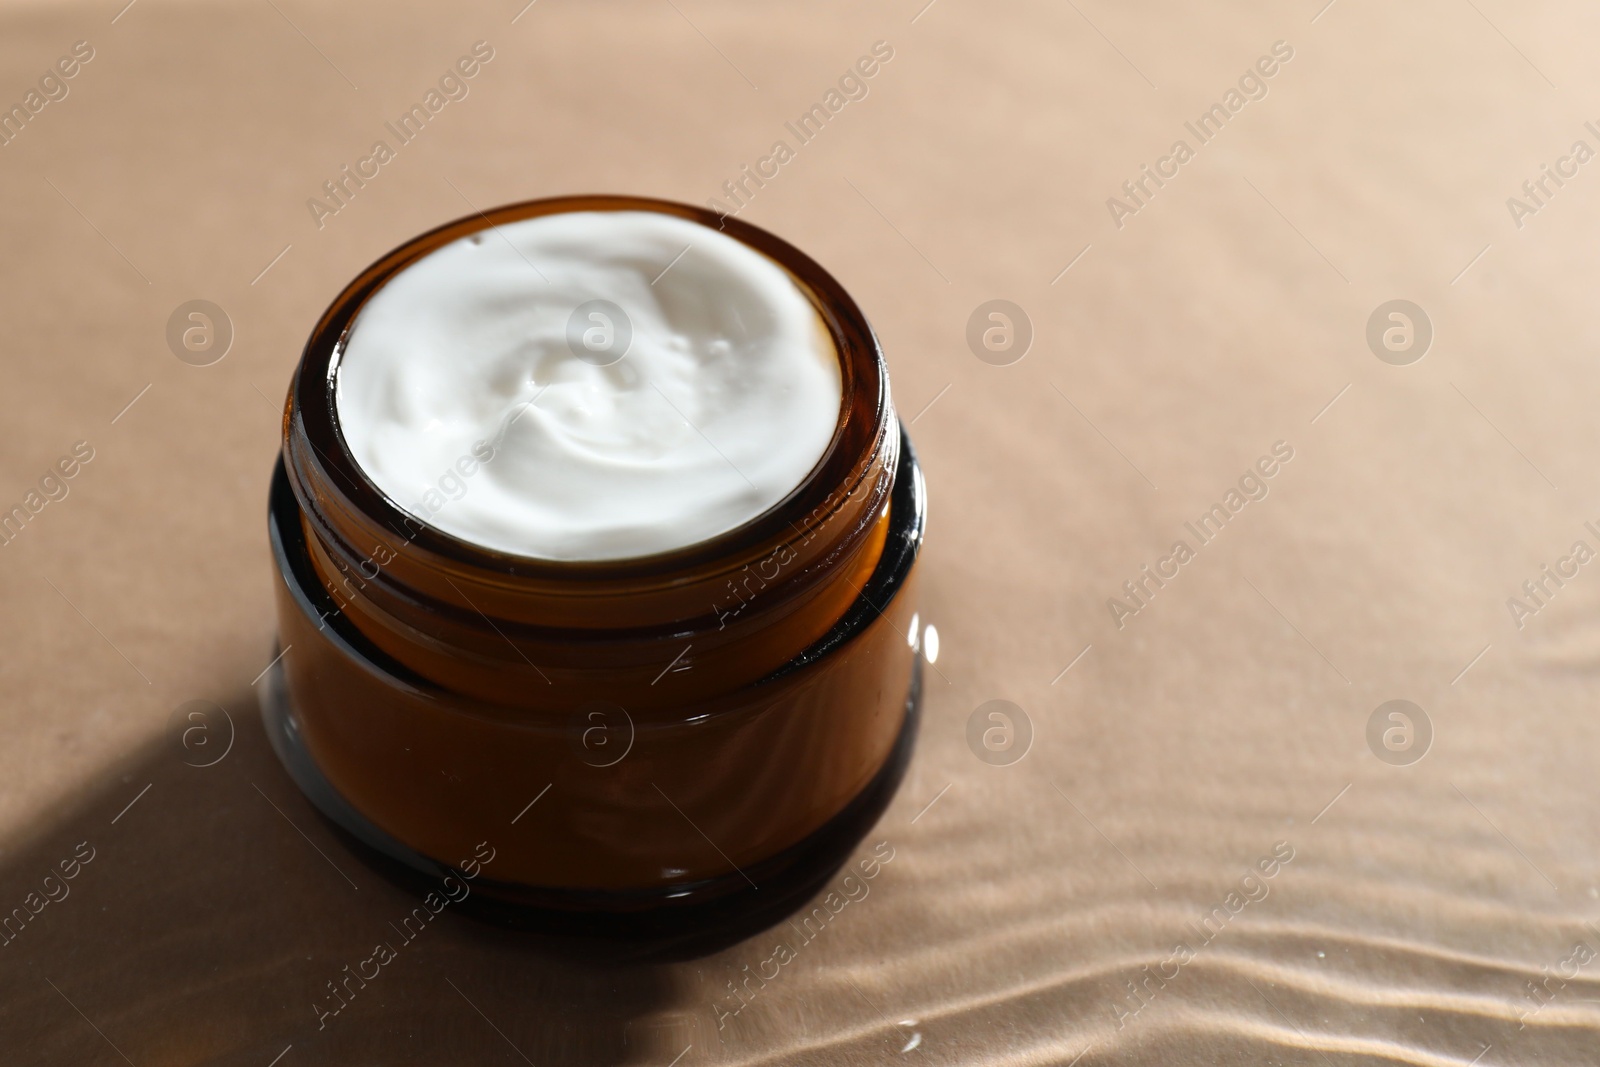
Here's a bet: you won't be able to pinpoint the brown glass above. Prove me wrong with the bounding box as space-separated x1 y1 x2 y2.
271 195 922 898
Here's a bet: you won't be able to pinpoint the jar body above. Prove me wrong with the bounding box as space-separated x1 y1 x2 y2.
266 433 923 899
264 195 925 916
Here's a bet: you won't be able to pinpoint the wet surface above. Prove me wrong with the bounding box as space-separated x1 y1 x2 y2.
2 0 1599 1063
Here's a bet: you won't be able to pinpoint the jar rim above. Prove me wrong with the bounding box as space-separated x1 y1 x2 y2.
287 194 890 581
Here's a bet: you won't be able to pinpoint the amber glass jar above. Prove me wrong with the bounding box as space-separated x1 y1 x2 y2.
263 195 925 933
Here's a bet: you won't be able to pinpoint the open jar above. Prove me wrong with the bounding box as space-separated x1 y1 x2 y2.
262 195 926 936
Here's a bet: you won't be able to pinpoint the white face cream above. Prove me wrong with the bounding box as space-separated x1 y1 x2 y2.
334 210 842 561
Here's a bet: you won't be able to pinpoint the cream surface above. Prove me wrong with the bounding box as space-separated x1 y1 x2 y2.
334 210 841 560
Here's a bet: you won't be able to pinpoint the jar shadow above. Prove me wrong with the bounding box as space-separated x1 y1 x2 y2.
0 686 683 1065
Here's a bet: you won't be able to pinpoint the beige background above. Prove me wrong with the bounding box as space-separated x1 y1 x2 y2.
2 0 1599 1062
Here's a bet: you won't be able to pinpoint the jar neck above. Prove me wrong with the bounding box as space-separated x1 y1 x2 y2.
279 195 896 716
